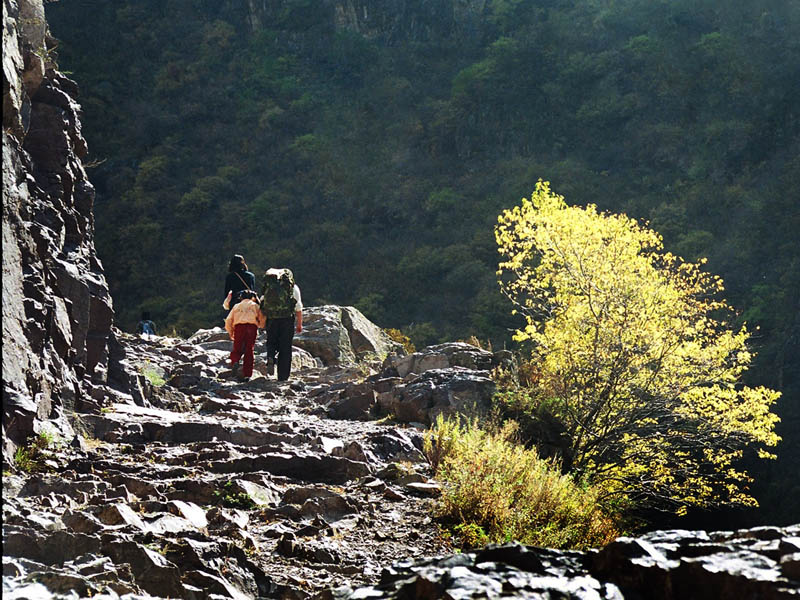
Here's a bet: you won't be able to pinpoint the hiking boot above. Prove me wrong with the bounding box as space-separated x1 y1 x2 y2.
230 362 240 377
266 357 275 377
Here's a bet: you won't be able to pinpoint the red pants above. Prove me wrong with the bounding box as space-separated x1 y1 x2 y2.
230 323 258 377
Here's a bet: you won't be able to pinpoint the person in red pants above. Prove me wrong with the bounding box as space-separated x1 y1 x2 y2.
224 291 266 379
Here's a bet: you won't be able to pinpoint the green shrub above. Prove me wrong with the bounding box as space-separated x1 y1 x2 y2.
424 415 620 550
139 362 166 387
13 430 59 474
214 481 256 510
14 446 39 473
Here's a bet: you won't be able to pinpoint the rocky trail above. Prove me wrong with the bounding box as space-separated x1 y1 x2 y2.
4 313 800 600
2 310 500 599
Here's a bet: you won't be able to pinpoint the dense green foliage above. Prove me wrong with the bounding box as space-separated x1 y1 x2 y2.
47 0 798 525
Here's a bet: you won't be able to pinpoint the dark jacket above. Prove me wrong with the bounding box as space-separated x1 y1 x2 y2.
225 269 256 309
137 320 156 335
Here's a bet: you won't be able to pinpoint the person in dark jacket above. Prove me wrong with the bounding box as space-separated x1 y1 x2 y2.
136 311 156 336
224 254 256 311
261 267 303 381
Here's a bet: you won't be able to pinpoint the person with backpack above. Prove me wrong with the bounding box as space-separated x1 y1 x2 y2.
223 254 256 312
260 267 303 381
224 290 266 380
137 312 156 336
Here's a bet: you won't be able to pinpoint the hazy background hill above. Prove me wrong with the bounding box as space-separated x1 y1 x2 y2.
46 0 798 525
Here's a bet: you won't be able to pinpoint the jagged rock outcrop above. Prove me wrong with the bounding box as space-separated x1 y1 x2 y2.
375 367 496 425
2 0 115 462
334 526 800 599
381 341 510 378
294 305 404 366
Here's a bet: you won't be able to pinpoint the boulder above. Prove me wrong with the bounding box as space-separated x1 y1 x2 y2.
293 305 404 366
383 342 495 377
368 429 425 463
327 381 377 420
188 326 231 350
377 367 496 425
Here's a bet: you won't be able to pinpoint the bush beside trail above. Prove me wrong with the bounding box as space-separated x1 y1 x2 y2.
425 415 621 550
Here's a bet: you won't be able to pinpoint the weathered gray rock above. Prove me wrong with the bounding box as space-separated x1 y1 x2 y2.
333 527 800 599
208 452 372 485
383 342 495 377
377 367 496 425
187 326 230 346
589 528 800 600
328 381 377 420
294 305 404 366
3 0 121 464
783 553 800 580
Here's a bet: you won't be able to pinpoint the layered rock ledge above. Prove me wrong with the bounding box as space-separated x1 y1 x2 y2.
334 526 800 599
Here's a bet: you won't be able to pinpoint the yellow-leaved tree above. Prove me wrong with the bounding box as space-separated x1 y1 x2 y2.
495 180 780 513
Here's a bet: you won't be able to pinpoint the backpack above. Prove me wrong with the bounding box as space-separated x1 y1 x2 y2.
260 269 296 318
139 320 155 335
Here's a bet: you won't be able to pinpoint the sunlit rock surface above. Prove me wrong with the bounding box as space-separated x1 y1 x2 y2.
2 0 115 462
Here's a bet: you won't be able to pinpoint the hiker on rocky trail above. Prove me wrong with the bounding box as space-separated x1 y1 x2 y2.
136 311 156 336
224 290 266 380
223 254 256 312
260 267 303 381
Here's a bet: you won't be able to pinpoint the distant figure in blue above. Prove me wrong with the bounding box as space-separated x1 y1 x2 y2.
137 312 156 336
224 254 256 311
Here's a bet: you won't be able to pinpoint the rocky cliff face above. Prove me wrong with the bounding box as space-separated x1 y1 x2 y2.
2 0 114 462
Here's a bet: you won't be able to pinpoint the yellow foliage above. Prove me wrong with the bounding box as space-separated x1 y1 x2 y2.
495 180 781 511
384 328 416 354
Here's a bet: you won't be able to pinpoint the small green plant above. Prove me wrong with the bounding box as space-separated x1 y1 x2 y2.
38 428 59 448
32 43 58 63
14 446 38 473
139 361 166 387
13 430 59 474
214 482 257 510
453 523 490 548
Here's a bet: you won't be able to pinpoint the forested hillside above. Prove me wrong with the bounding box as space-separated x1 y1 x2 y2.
46 0 798 525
